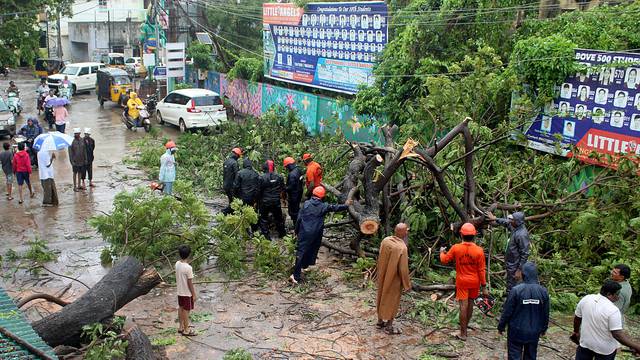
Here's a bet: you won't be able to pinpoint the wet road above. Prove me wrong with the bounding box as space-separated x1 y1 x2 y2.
0 70 179 287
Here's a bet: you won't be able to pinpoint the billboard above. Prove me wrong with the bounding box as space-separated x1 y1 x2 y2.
262 1 388 94
523 49 640 169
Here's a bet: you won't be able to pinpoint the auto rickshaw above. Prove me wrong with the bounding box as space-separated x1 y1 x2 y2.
34 58 65 79
100 53 126 69
96 67 132 107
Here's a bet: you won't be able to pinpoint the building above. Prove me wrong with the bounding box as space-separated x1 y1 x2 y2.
65 0 146 62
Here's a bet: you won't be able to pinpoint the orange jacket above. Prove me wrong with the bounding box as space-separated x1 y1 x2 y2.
440 242 486 289
305 161 323 190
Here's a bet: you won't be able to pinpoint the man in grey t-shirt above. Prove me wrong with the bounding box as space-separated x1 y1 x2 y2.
0 142 13 200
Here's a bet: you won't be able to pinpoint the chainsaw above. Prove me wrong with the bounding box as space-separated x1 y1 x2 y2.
474 295 496 315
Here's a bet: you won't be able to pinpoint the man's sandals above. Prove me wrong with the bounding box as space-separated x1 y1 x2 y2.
376 321 402 335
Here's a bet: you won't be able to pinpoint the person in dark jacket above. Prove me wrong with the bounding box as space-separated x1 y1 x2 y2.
83 128 96 187
498 262 549 360
490 211 531 293
283 156 303 223
222 147 242 213
234 158 259 206
290 186 351 284
258 159 286 240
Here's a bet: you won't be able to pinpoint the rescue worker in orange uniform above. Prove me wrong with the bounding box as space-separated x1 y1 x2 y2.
439 223 488 341
302 153 322 198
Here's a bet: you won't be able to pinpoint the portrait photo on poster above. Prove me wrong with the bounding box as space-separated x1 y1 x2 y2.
560 83 573 99
613 90 628 108
592 107 606 124
577 85 590 102
563 120 575 137
540 116 552 132
610 110 625 128
631 114 640 131
576 62 591 82
599 68 613 86
575 104 587 119
625 67 638 89
558 101 571 116
595 88 609 105
635 93 640 110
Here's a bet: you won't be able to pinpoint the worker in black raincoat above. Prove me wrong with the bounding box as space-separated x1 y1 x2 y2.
290 186 350 284
258 159 286 240
283 156 304 223
234 158 260 206
489 211 531 293
498 262 549 360
222 147 242 214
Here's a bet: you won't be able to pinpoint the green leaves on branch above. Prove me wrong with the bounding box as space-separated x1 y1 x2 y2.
227 57 264 82
187 42 215 72
89 182 211 268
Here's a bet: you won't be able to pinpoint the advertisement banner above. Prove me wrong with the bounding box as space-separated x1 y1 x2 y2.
523 49 640 169
262 1 388 94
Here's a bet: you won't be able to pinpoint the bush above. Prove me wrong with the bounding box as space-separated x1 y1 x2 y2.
89 182 211 268
212 200 258 278
223 348 253 360
253 235 295 278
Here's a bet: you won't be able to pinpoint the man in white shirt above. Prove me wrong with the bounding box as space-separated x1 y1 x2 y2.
572 280 640 359
37 150 58 206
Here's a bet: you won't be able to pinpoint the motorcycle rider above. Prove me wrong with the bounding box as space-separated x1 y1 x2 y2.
126 92 143 129
44 89 57 129
36 79 50 112
19 117 43 167
6 81 19 94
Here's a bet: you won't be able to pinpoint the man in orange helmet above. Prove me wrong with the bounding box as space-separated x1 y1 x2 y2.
302 153 322 198
290 186 350 284
440 223 488 340
222 147 242 214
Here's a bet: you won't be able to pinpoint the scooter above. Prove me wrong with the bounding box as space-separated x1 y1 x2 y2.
59 83 73 101
121 105 151 133
6 91 22 115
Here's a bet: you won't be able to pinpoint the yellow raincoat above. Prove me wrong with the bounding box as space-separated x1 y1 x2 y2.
127 92 143 119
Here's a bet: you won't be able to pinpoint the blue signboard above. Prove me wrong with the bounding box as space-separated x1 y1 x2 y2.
262 1 388 94
523 49 640 168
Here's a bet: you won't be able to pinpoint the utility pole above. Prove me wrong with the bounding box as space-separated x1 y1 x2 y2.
56 11 63 59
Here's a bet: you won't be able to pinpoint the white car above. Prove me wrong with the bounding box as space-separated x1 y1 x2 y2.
125 57 146 77
156 89 228 132
47 62 105 94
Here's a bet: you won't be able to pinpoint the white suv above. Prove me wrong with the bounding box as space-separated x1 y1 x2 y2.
156 89 228 132
47 62 105 94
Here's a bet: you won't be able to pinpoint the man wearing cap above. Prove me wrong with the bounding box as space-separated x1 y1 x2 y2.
68 128 87 191
223 147 242 213
440 223 488 340
290 186 351 284
489 212 530 294
257 159 286 240
283 156 304 223
302 153 322 198
83 128 96 187
376 223 412 335
159 141 177 195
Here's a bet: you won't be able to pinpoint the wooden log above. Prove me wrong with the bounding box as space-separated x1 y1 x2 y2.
124 323 156 360
33 257 161 347
412 284 456 292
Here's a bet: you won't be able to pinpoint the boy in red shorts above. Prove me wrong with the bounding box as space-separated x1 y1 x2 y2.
440 223 488 340
175 245 197 336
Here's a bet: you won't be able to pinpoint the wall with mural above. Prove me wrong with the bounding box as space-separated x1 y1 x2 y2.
186 68 384 143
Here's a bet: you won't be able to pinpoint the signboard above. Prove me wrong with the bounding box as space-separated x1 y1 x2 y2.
262 1 388 94
165 42 185 78
523 49 640 169
153 66 167 80
142 53 156 67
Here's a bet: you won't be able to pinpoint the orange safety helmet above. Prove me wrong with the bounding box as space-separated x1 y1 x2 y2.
283 157 296 167
459 222 477 236
312 186 326 199
232 147 243 156
302 153 313 161
165 140 176 149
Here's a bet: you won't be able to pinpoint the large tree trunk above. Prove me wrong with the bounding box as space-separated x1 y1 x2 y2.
33 256 161 347
124 323 156 360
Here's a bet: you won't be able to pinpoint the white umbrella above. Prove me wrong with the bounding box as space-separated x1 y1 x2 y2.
32 131 74 152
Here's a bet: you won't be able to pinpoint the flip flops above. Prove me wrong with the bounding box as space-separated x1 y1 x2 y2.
384 326 402 335
181 330 197 337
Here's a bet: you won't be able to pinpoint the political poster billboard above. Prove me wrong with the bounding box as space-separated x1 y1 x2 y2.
523 49 640 169
262 1 388 94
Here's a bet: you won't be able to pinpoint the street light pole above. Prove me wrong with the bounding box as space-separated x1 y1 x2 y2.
56 11 62 59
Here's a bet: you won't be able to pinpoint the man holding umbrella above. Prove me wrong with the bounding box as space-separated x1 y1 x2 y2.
31 129 74 204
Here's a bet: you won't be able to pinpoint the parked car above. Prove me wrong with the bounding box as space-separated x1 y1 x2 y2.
0 97 16 137
156 89 228 132
125 57 146 77
47 62 105 94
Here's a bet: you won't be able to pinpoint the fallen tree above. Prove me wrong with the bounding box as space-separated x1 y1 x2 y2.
32 256 161 347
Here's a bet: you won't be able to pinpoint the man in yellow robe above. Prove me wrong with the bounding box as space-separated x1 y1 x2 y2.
376 223 412 334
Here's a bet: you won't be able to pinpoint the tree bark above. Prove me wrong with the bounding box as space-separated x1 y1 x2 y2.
124 323 156 360
33 257 161 347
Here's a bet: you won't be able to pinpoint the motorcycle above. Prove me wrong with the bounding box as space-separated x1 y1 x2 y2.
121 105 151 133
144 94 158 117
59 83 73 101
6 91 22 115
